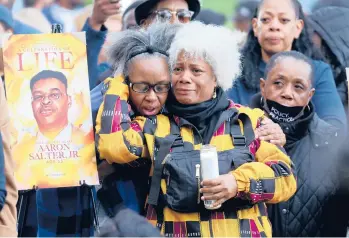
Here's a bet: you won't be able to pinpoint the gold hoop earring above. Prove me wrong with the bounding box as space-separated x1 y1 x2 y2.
212 87 217 99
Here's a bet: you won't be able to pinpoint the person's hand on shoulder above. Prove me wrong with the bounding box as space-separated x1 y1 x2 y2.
255 117 286 147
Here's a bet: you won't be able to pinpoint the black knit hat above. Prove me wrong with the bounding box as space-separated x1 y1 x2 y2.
135 0 201 25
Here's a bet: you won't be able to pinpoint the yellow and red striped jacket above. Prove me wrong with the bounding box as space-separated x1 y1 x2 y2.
96 76 297 237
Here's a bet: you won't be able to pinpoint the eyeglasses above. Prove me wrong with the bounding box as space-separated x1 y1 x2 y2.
129 82 171 94
152 9 194 23
32 92 64 102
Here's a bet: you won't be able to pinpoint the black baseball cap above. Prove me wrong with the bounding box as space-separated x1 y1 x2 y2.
135 0 201 25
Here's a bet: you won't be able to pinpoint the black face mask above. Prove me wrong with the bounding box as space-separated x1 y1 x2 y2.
263 98 305 123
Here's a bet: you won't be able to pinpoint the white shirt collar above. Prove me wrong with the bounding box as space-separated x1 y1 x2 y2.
36 123 73 144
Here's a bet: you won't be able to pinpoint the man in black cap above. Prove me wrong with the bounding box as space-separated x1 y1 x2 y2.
232 0 259 32
135 0 200 26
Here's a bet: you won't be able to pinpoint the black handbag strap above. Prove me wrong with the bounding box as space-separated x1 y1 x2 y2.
230 113 255 148
148 118 182 206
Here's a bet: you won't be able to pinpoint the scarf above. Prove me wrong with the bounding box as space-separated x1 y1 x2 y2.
250 93 314 150
166 87 230 144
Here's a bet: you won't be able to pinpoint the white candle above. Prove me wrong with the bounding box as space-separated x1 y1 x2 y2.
200 145 221 210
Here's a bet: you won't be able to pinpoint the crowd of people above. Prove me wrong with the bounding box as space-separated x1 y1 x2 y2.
0 0 349 237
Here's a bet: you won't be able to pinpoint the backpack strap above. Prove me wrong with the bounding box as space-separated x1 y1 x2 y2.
148 118 183 206
230 113 255 148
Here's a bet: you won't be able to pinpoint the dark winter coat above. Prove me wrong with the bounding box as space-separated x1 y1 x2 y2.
251 94 348 237
309 6 349 107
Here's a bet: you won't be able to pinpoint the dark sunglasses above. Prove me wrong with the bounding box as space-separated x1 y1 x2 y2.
129 82 171 94
152 9 194 23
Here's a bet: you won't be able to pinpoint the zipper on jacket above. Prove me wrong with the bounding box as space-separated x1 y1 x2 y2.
196 164 201 204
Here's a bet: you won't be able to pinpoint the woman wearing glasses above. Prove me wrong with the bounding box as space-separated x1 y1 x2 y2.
96 21 296 237
96 22 180 220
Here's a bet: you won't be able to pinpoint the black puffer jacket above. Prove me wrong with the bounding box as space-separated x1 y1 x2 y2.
251 94 349 237
309 6 349 107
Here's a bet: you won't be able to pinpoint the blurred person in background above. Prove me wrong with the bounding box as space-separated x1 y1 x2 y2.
0 0 40 33
297 0 317 14
251 51 348 237
94 0 146 70
42 0 121 32
13 0 53 32
308 6 349 111
74 4 122 33
0 7 17 237
233 0 259 32
74 4 94 31
42 0 84 32
196 8 226 26
0 5 13 38
23 0 53 9
81 0 121 89
311 0 349 12
122 0 146 30
227 0 347 132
